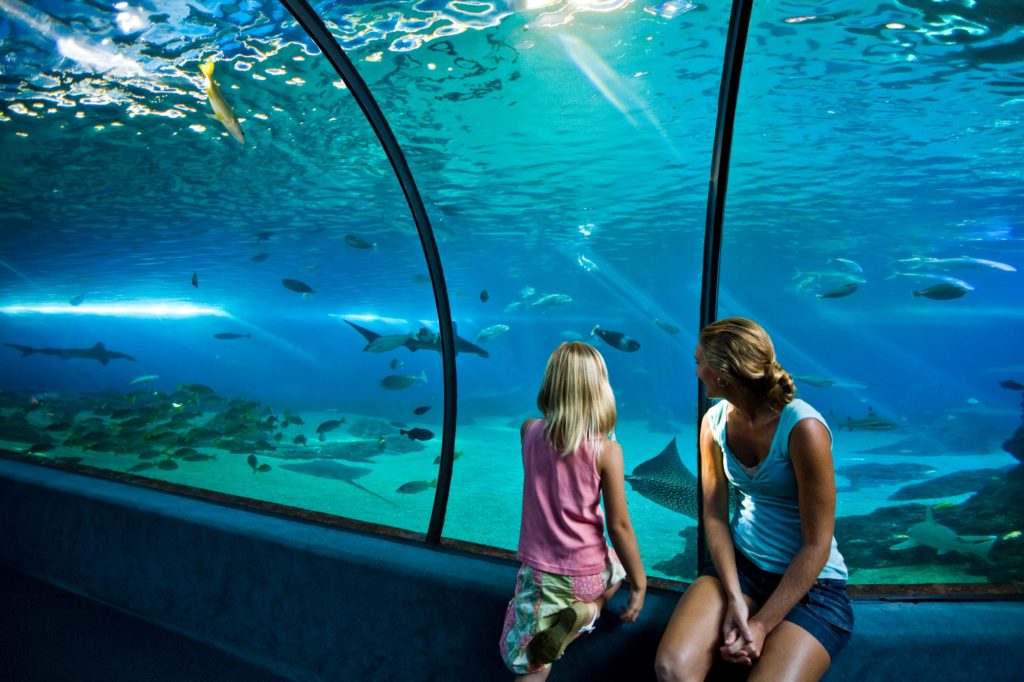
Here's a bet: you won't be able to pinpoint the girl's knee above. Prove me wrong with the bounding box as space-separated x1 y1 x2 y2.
654 648 699 682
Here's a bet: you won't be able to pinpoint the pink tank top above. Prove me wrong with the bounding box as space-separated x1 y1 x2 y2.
517 419 608 576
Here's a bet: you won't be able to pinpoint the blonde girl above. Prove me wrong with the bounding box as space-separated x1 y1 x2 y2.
500 341 647 681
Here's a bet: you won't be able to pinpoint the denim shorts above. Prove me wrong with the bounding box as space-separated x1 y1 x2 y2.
702 549 854 659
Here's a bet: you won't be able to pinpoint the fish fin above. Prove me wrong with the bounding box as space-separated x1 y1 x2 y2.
890 539 920 550
199 61 214 78
591 324 599 335
420 370 427 383
962 535 999 543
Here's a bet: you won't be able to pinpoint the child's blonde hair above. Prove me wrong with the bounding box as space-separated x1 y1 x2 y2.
537 342 616 456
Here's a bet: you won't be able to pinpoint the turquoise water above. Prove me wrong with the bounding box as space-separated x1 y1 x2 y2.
1 0 1022 584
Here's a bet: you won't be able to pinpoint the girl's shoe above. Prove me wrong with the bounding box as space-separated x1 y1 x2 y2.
526 602 594 665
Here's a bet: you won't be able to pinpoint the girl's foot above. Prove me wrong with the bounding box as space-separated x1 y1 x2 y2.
526 602 597 665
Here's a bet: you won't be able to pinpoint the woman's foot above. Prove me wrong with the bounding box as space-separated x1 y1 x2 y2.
526 602 598 665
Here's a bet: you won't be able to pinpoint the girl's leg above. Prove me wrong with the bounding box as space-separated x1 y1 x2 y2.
654 576 730 682
748 621 830 682
515 669 551 682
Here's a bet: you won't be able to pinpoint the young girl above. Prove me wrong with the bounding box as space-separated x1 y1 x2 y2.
500 342 647 681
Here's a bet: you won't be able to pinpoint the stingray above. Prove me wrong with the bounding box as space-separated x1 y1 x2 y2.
280 460 396 506
625 437 699 519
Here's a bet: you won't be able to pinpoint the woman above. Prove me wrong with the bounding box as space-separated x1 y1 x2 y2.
655 318 853 682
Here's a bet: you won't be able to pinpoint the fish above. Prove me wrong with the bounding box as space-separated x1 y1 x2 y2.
156 459 179 471
316 418 346 442
397 479 437 494
4 342 135 365
504 301 524 313
625 437 698 519
479 289 489 303
793 269 866 291
381 371 428 391
345 234 376 250
390 358 404 370
413 405 431 415
343 319 489 358
896 256 1016 272
835 462 936 491
653 319 680 334
199 60 245 144
1000 380 1024 391
838 407 898 431
829 257 863 273
817 283 858 299
433 450 464 465
250 252 269 263
577 255 599 272
282 279 316 295
293 434 307 446
256 231 274 241
129 374 160 385
69 293 86 306
913 283 969 300
128 462 155 473
794 375 867 389
591 325 641 352
400 427 435 441
364 334 412 353
191 272 199 288
246 455 272 473
213 332 251 340
519 287 535 298
280 460 396 506
889 506 997 562
474 324 509 343
529 293 573 309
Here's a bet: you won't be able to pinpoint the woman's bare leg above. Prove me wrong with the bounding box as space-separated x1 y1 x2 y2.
748 621 830 682
654 576 730 682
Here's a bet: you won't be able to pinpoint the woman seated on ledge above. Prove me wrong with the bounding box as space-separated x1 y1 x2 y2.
656 318 853 682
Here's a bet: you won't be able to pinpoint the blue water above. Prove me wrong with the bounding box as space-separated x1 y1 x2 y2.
1 0 1022 584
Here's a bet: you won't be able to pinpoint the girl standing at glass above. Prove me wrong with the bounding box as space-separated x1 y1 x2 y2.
656 318 853 681
500 342 646 681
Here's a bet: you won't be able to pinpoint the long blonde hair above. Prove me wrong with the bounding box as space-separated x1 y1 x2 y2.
699 317 796 410
537 342 617 456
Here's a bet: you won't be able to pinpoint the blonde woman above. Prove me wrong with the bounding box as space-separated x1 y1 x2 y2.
500 342 647 681
656 318 853 682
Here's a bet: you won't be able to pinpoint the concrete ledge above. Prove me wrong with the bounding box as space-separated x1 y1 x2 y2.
2 458 1023 681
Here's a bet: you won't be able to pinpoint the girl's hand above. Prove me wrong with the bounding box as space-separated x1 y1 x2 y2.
619 583 645 622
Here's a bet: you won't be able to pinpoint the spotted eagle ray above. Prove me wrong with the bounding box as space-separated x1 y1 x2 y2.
625 437 698 519
280 460 397 506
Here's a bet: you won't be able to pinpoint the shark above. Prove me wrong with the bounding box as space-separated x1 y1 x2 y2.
4 342 135 365
889 506 997 562
343 319 489 358
625 437 699 519
837 407 898 431
280 460 397 506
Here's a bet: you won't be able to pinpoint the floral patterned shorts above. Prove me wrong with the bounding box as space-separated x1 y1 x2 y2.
499 553 626 674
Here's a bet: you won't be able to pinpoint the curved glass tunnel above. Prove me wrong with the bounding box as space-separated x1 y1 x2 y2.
0 0 1022 587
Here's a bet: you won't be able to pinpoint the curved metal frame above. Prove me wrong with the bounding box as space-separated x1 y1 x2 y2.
276 0 458 543
696 0 754 570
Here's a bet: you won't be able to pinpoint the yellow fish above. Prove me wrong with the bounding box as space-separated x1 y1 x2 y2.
199 60 244 144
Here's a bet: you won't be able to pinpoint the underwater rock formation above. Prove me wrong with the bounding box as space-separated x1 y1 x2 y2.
1002 394 1024 463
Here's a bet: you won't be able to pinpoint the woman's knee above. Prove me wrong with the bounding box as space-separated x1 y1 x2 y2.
654 649 700 682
